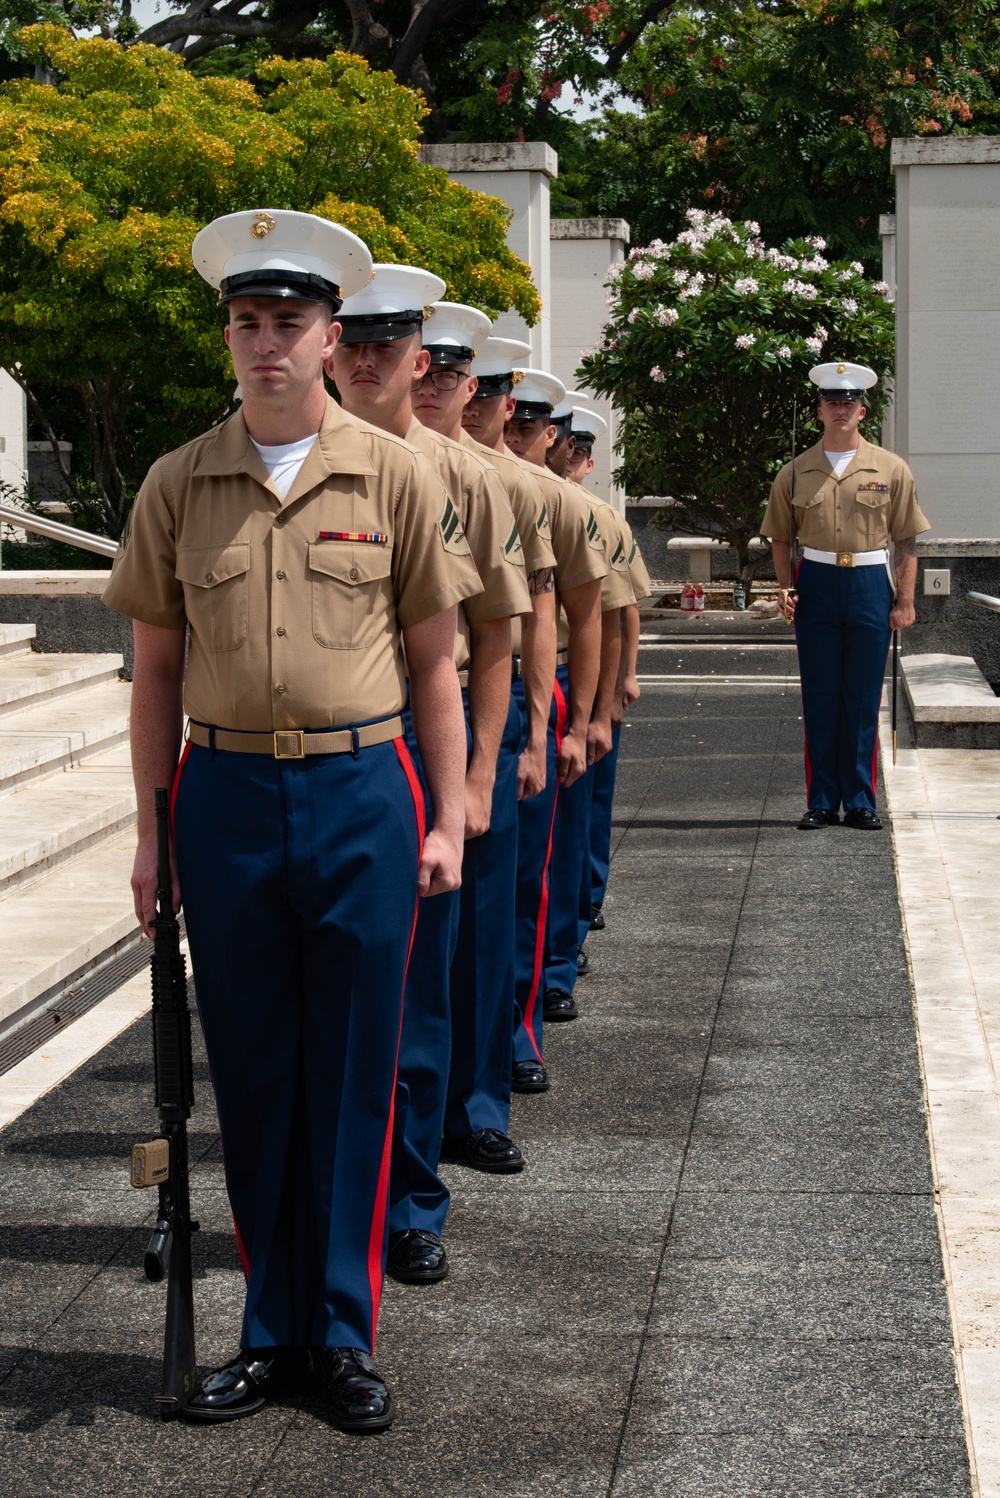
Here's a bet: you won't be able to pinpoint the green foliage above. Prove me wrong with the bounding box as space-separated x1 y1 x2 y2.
0 27 538 536
578 209 895 575
581 0 1000 261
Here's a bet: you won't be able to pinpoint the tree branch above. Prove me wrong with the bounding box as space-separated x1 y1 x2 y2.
391 0 467 88
343 0 392 60
603 0 679 77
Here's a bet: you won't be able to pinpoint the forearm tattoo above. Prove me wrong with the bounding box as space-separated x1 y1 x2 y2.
894 536 917 562
528 567 555 596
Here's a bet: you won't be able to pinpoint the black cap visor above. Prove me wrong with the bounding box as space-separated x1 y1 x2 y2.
571 429 596 445
550 413 573 435
425 343 474 366
220 270 342 309
472 373 515 397
511 400 553 421
335 310 423 345
818 389 865 402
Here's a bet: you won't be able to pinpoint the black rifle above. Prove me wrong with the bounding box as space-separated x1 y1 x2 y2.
130 787 198 1418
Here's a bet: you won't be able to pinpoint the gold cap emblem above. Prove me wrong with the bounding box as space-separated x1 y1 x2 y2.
250 211 276 240
512 369 526 385
422 305 436 318
837 363 847 373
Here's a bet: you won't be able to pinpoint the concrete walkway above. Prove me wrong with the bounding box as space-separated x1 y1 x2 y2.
0 647 974 1496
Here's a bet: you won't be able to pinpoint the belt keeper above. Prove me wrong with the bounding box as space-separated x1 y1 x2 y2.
351 725 360 760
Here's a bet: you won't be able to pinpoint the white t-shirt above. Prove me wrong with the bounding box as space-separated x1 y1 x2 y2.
824 448 856 479
250 434 317 501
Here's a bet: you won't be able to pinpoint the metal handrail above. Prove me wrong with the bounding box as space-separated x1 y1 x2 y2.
0 503 118 560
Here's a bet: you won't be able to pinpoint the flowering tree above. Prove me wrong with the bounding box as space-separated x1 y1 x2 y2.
577 209 895 588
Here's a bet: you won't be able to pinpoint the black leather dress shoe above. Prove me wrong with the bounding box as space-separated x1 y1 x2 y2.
441 1127 524 1172
386 1228 449 1283
313 1347 394 1433
544 988 578 1022
576 947 589 975
512 1059 549 1093
797 807 840 830
183 1348 306 1422
843 806 882 830
589 904 605 931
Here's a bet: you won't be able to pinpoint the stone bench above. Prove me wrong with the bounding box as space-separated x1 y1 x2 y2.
901 653 1000 748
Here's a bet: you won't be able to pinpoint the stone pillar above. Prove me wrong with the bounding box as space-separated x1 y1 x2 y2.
419 142 557 368
879 214 896 453
0 373 28 566
891 137 1000 537
550 218 630 510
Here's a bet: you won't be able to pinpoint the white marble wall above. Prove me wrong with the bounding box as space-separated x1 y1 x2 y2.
420 142 556 369
550 219 629 510
0 371 26 498
891 139 1000 537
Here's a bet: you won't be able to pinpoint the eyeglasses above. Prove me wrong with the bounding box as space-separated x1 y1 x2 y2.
413 369 467 392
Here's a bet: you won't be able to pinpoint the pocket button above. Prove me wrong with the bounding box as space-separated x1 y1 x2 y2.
350 567 360 581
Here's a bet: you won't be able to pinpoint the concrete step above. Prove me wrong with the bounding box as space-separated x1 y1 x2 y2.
0 743 135 894
902 652 1000 748
0 677 131 792
0 650 123 718
0 623 36 658
0 827 140 1034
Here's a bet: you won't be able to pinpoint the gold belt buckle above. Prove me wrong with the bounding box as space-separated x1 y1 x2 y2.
836 551 856 568
273 730 305 759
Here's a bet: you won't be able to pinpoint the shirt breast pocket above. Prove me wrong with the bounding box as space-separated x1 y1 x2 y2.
854 487 890 542
308 541 392 651
175 543 250 653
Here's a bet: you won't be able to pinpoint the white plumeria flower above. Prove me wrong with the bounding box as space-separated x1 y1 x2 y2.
733 277 759 295
873 280 891 295
805 336 823 354
735 334 755 350
806 236 827 250
627 308 641 323
776 345 792 358
814 325 828 340
632 262 656 280
850 261 865 274
800 255 828 273
745 220 761 235
656 306 679 326
842 297 858 314
650 365 668 382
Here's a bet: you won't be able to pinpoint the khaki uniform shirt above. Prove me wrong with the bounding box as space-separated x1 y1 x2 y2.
406 420 531 673
459 431 557 577
512 461 608 654
761 435 930 551
625 530 652 602
103 398 483 731
580 488 638 612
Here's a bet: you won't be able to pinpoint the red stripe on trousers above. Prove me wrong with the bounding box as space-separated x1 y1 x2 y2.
170 739 251 1279
522 678 568 1062
364 737 427 1351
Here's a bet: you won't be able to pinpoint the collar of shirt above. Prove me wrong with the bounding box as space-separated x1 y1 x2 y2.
193 397 379 507
797 434 880 480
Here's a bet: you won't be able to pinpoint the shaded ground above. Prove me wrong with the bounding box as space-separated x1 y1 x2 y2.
0 663 971 1497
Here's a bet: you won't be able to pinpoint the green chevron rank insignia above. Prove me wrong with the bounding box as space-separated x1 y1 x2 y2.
502 520 523 565
628 538 638 566
439 494 471 555
585 508 603 551
537 501 551 539
611 537 630 572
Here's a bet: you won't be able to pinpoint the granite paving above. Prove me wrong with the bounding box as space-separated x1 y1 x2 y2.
0 655 971 1497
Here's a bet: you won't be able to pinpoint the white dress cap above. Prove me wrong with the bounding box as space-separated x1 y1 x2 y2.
336 264 446 344
808 362 878 399
470 337 533 397
422 302 493 365
570 407 608 443
510 368 567 419
192 209 373 306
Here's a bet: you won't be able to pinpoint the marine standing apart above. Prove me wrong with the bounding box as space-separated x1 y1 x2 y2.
760 362 929 830
103 212 481 1429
